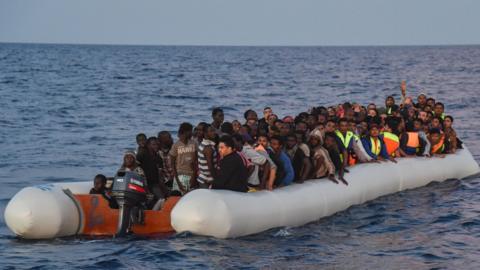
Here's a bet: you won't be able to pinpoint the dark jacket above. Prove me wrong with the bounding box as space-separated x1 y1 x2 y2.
212 152 249 192
137 150 163 189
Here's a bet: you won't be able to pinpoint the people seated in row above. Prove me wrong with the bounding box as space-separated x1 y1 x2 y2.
93 83 460 196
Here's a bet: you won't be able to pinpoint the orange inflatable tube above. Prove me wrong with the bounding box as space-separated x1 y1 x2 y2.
73 194 180 236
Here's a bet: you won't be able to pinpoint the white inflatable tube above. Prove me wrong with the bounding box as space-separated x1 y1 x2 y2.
4 182 91 239
171 147 480 238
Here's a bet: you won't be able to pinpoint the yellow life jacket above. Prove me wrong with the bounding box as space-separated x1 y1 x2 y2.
335 130 354 149
370 137 381 156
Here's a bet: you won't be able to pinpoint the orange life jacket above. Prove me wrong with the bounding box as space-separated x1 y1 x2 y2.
406 132 420 148
383 132 400 157
431 135 445 154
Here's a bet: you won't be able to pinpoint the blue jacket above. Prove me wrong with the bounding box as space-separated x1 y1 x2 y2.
361 136 389 160
278 151 295 185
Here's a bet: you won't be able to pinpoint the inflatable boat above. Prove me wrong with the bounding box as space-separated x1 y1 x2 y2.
4 147 479 240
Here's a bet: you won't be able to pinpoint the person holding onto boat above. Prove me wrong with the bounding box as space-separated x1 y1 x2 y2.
285 133 311 183
170 122 197 195
212 135 249 192
323 132 348 185
361 124 397 163
335 118 357 167
309 133 339 184
268 135 295 187
89 174 118 208
443 115 459 153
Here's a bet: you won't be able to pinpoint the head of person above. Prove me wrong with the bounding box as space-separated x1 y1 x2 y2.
338 118 349 133
136 133 147 148
369 124 380 138
417 94 427 106
239 124 251 136
244 109 258 126
407 106 416 119
327 106 336 117
404 96 414 105
157 131 173 149
413 119 423 132
368 108 378 117
178 122 193 140
348 120 356 132
434 102 444 115
324 132 337 149
232 134 244 152
444 115 454 129
286 134 298 149
93 174 107 192
194 122 208 140
367 103 377 111
295 131 306 144
306 114 318 129
429 128 442 144
123 150 137 169
221 122 234 135
325 119 336 133
426 98 436 108
308 134 322 148
418 111 428 122
280 122 291 136
431 117 443 129
218 135 235 158
257 134 269 149
212 107 224 124
267 114 278 126
263 107 272 120
357 121 369 135
317 114 327 125
146 137 159 152
295 121 308 134
269 135 284 153
386 96 395 107
232 120 242 133
201 124 217 141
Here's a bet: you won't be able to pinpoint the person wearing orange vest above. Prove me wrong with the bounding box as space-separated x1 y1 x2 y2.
428 128 447 157
361 124 397 162
380 122 401 158
399 119 431 157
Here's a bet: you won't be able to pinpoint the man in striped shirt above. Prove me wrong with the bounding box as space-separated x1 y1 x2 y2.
197 124 218 188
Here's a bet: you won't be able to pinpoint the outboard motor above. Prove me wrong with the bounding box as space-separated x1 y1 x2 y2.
111 171 147 236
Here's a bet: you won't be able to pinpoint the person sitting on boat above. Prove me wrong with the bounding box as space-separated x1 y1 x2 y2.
334 118 358 167
361 124 397 163
433 102 445 120
381 119 401 158
211 135 249 192
309 133 339 184
267 135 295 187
89 174 118 208
255 135 277 190
323 132 348 185
385 96 396 116
443 115 460 153
428 128 447 157
285 133 311 183
119 151 145 178
400 121 431 157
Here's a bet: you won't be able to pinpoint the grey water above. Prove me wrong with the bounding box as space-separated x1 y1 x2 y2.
0 43 479 269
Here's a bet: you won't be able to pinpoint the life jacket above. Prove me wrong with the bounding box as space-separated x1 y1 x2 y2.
382 132 399 157
335 130 354 164
335 130 354 149
431 135 445 154
370 137 382 156
434 112 445 120
387 107 392 115
406 132 420 148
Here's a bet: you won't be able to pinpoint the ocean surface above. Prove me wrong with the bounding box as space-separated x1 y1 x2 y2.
0 43 479 269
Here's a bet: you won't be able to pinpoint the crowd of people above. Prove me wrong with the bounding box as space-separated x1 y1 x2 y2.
90 82 462 205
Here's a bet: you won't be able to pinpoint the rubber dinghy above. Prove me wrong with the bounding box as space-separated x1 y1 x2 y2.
4 147 479 240
171 146 479 238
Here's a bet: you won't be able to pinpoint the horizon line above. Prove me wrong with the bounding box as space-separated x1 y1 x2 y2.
1 41 480 48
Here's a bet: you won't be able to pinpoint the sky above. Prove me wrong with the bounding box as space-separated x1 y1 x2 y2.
0 0 479 46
